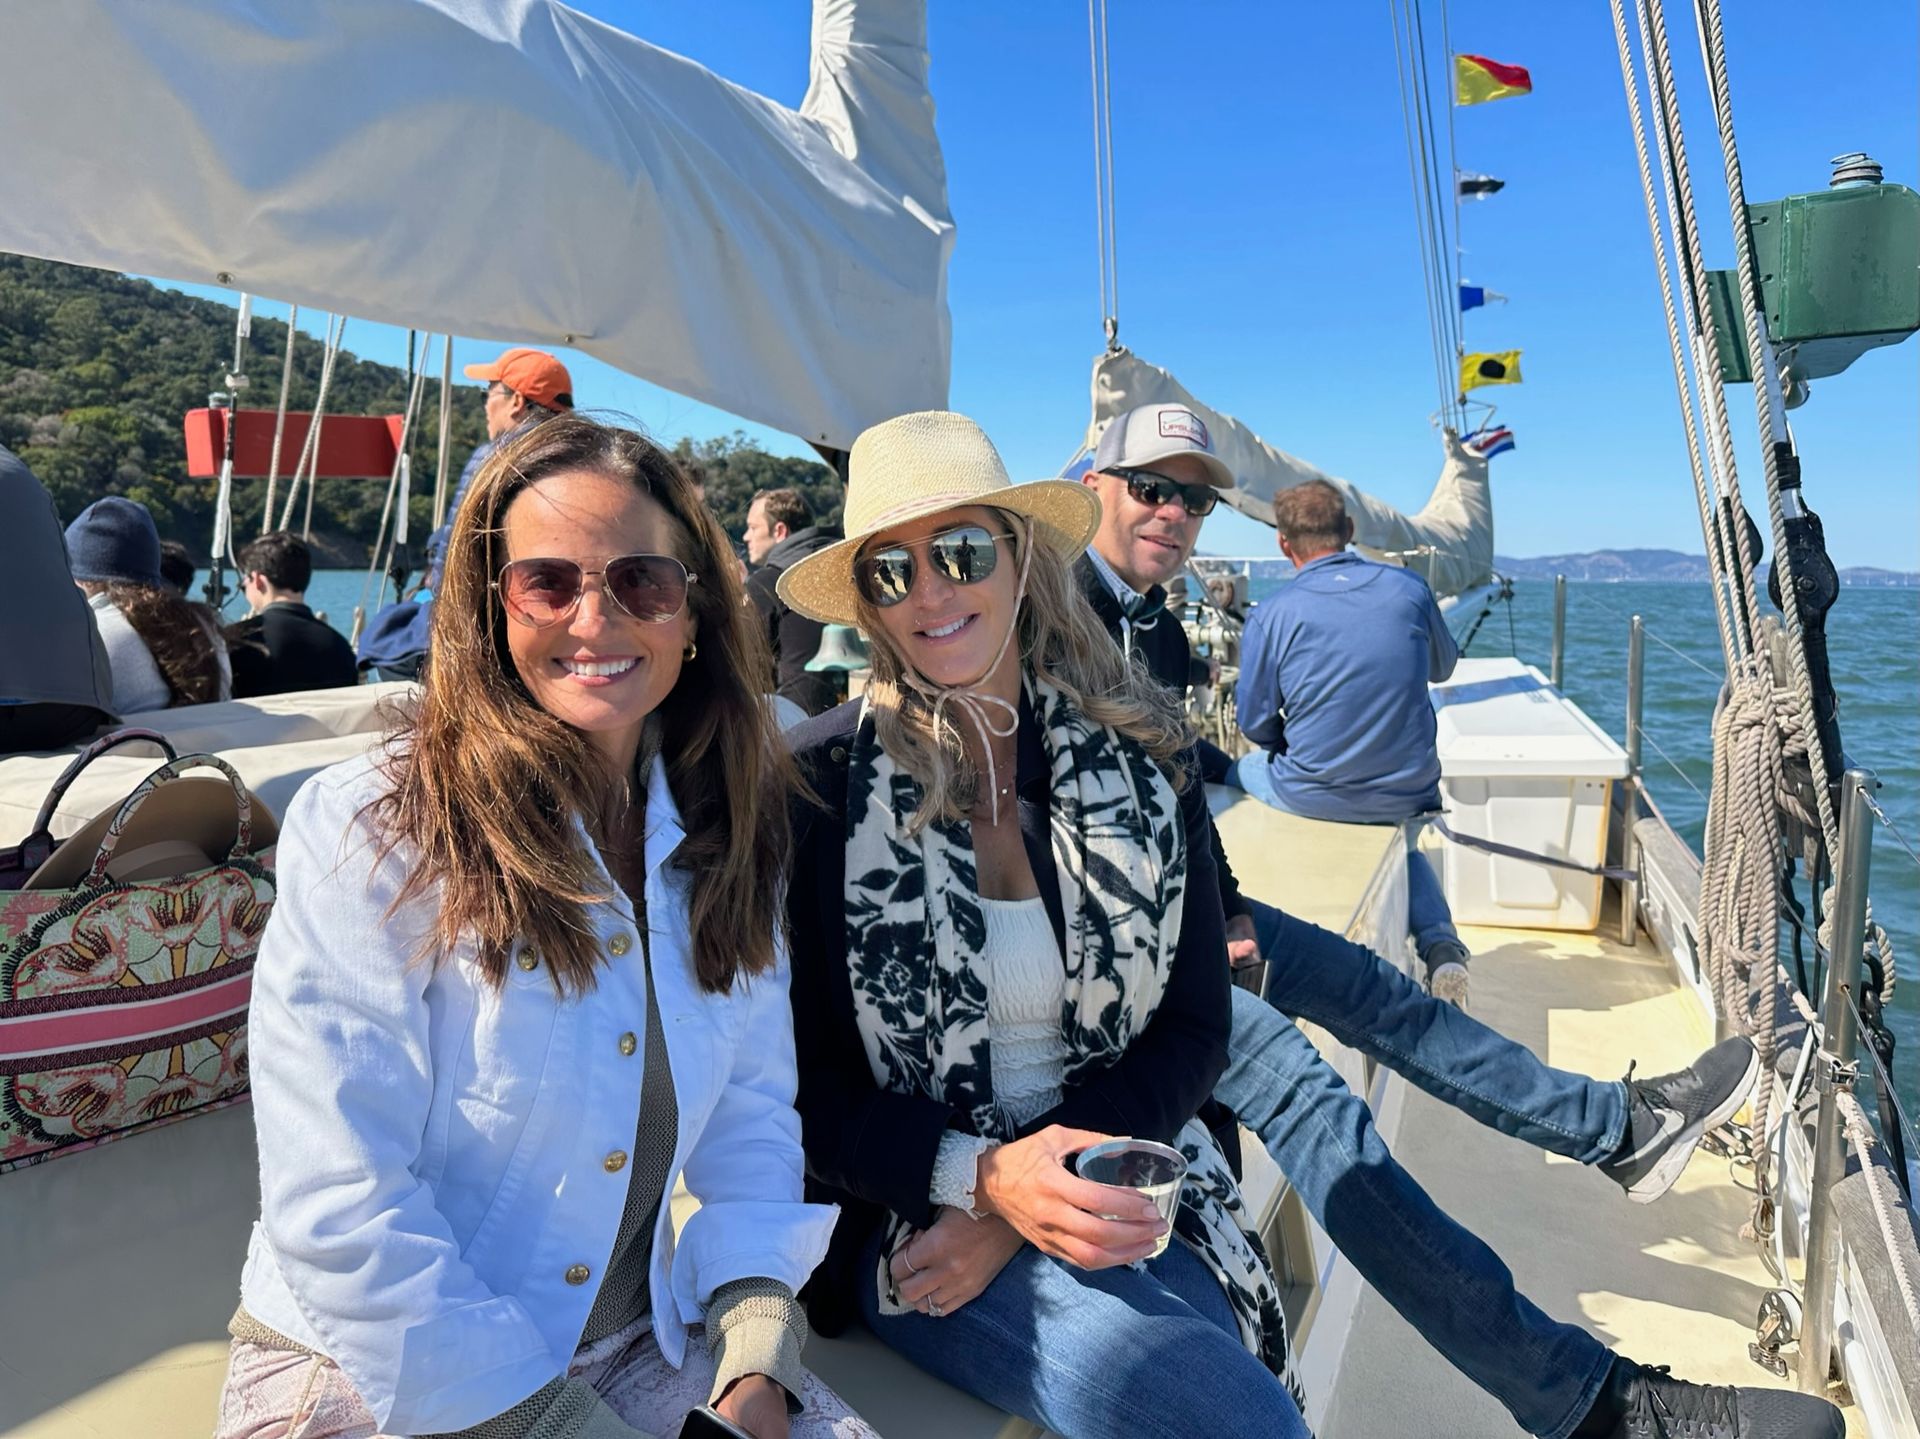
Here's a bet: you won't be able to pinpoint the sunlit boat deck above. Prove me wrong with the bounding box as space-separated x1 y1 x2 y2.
1322 915 1863 1437
0 792 1865 1437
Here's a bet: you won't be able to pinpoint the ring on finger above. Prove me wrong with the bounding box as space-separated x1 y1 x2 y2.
926 1297 944 1318
902 1255 922 1276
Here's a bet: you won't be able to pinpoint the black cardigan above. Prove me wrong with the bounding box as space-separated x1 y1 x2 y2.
785 696 1235 1335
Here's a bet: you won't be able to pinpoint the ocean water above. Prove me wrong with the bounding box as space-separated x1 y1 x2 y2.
225 570 1920 1131
1246 573 1920 1137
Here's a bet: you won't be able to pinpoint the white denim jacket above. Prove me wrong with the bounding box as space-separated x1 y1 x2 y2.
237 750 837 1435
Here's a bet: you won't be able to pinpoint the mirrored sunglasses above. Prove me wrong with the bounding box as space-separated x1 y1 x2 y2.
1112 466 1220 518
495 553 698 628
854 524 1014 609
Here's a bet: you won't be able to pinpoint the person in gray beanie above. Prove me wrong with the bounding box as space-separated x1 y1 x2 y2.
65 496 229 712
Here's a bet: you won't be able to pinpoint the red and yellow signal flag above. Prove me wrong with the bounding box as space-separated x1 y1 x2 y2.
1455 54 1533 106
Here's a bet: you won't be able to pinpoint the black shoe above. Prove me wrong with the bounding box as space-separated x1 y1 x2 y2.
1600 1036 1759 1203
1610 1364 1844 1438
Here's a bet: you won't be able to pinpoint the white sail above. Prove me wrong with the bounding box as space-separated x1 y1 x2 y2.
1090 349 1495 597
0 0 954 450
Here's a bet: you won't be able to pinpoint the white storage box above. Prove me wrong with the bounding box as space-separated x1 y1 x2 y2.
1431 657 1629 932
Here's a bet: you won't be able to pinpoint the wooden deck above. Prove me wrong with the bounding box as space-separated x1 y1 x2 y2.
1320 915 1864 1437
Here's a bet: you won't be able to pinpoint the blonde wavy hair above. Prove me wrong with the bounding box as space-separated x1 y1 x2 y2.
857 509 1191 831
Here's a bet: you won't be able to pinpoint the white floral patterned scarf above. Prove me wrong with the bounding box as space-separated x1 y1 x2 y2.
842 674 1304 1408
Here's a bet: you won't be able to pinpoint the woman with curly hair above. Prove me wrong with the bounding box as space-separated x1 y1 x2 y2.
64 495 227 710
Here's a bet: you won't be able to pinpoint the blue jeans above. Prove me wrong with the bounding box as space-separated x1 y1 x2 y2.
1248 900 1626 1161
1229 752 1463 967
1219 906 1629 1438
857 1222 1306 1439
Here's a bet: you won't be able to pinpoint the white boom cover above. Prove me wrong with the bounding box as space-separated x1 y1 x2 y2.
0 0 954 449
1091 350 1495 596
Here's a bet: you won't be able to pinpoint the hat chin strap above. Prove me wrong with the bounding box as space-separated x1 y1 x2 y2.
896 517 1034 826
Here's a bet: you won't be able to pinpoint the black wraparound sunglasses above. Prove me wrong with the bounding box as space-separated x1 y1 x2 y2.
1110 466 1220 518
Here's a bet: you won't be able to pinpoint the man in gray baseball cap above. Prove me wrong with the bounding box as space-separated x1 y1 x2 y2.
1067 402 1794 1439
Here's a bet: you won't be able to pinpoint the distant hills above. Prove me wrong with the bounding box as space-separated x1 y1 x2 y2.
1198 548 1917 586
0 256 836 565
1491 549 1919 587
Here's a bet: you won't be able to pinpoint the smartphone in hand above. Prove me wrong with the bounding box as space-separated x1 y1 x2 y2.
680 1405 758 1439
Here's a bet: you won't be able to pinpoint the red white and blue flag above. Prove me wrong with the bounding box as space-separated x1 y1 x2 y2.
1464 425 1515 459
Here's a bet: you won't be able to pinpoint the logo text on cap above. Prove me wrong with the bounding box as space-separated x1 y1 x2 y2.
1157 409 1210 450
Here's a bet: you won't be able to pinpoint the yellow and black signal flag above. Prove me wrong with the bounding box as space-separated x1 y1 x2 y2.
1455 54 1533 106
1460 350 1523 392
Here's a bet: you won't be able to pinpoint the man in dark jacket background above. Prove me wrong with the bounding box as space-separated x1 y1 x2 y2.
743 487 843 715
228 531 359 697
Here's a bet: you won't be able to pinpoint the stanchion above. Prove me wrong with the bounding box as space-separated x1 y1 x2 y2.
1797 768 1878 1394
1620 615 1644 944
1551 574 1568 688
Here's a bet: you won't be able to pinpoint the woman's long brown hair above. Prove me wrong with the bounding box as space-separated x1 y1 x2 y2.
107 583 224 705
372 414 791 996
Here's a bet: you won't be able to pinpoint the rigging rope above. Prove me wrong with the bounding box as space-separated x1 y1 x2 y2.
1631 0 1765 654
1605 0 1738 669
354 335 436 641
1086 0 1120 349
1387 0 1460 431
1698 648 1788 1244
1408 0 1464 377
1689 0 1843 857
433 332 454 530
261 303 298 536
209 293 252 598
278 313 346 537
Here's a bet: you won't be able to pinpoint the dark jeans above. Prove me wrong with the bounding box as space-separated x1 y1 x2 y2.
857 1222 1306 1439
1218 901 1626 1437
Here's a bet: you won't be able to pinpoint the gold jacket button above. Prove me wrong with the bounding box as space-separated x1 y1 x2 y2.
516 948 539 971
564 1264 591 1286
618 1032 638 1057
608 931 632 957
603 1150 628 1173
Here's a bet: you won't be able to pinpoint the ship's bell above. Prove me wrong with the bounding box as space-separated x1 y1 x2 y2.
805 622 871 673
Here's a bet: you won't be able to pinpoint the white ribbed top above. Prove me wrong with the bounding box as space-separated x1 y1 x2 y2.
928 894 1070 1212
980 895 1068 1126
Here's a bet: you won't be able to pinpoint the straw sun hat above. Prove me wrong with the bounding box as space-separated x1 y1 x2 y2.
776 411 1100 628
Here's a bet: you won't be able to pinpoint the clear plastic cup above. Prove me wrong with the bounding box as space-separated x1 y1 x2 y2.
1073 1137 1187 1258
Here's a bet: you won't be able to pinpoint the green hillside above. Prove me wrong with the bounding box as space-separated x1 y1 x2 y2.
0 255 840 563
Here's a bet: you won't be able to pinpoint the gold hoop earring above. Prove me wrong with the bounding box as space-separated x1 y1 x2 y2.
683 640 698 660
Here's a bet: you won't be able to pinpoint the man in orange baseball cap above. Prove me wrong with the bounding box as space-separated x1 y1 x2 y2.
462 347 575 440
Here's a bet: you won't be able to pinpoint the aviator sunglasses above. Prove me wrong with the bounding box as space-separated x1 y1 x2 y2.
1110 466 1220 518
855 523 1015 608
495 553 699 628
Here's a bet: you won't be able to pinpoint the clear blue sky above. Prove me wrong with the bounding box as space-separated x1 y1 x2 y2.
151 1 1918 567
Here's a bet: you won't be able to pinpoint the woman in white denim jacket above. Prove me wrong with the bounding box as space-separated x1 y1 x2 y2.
217 417 870 1439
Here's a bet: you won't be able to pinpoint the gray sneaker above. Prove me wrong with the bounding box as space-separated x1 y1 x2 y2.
1600 1037 1759 1203
1610 1364 1843 1438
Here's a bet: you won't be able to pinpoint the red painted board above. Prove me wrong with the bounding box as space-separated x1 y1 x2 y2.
183 409 403 479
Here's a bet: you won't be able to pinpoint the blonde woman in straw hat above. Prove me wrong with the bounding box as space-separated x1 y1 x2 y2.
778 411 1307 1439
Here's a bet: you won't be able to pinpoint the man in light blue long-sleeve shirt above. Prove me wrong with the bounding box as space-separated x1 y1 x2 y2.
1232 479 1471 1004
